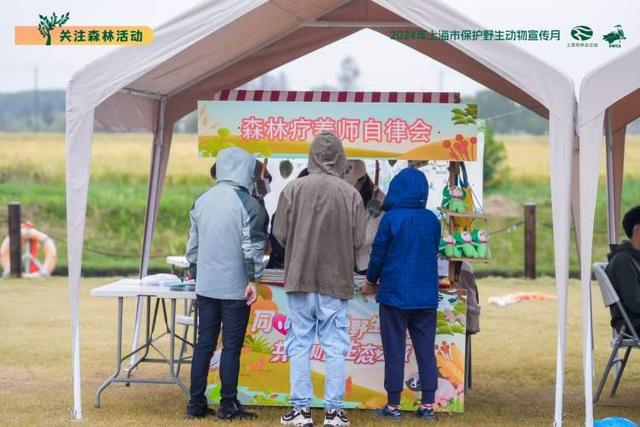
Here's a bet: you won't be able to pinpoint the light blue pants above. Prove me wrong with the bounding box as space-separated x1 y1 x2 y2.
285 292 351 410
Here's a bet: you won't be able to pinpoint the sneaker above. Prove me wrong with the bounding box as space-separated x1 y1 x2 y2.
216 399 257 420
281 407 313 426
186 405 215 419
233 398 257 419
374 405 401 419
416 405 436 421
323 409 350 426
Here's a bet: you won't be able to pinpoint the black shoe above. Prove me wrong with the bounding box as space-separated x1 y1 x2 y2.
374 405 401 420
281 406 313 426
323 409 349 426
416 405 436 421
186 405 215 419
216 399 257 420
233 398 257 420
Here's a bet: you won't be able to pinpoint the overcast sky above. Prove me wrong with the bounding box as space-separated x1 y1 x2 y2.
2 0 639 96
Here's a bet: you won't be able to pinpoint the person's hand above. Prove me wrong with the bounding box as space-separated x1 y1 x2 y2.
244 283 258 306
360 281 377 296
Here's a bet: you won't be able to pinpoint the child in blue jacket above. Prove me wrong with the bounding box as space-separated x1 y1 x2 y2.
361 167 441 421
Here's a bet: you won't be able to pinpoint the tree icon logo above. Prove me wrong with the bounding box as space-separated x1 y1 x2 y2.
37 12 70 45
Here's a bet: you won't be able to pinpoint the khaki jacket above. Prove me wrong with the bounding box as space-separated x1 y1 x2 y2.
273 132 366 300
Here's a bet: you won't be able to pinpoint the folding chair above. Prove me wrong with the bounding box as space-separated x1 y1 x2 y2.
592 262 640 403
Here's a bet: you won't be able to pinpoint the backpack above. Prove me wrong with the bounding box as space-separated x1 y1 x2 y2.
455 261 480 334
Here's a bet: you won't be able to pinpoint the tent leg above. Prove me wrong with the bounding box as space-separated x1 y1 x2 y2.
605 112 616 244
605 122 626 245
66 108 96 421
605 117 626 382
579 114 605 427
548 116 573 427
129 97 169 371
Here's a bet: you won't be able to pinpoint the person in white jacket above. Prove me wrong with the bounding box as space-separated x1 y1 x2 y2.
186 147 267 421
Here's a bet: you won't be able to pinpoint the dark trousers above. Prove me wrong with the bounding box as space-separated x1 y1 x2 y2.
188 294 250 414
379 303 437 405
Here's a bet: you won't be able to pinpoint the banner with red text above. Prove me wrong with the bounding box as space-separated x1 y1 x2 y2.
198 92 478 161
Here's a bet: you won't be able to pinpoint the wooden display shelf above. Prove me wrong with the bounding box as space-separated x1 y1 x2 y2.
437 207 487 220
446 257 491 264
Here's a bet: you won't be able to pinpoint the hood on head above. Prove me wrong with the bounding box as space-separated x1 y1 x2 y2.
215 147 256 191
307 131 346 177
343 160 367 187
383 168 428 210
608 240 640 262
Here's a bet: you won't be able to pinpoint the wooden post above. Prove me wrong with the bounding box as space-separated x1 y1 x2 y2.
449 161 460 187
8 202 21 278
524 202 537 279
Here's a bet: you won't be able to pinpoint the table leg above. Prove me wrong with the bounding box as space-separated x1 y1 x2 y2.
96 297 124 408
126 296 153 382
168 298 188 393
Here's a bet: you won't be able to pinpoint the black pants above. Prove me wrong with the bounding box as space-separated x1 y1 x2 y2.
379 303 437 405
188 295 250 414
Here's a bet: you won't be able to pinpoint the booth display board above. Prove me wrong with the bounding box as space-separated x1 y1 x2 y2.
198 90 479 161
372 126 484 212
206 282 467 413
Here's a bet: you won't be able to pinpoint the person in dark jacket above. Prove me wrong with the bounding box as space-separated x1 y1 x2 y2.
361 167 440 421
606 205 640 332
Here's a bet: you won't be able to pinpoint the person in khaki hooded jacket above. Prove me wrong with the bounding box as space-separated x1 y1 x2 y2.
274 131 366 427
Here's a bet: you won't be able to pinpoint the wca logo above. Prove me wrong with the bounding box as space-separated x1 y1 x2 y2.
602 25 625 48
15 11 153 46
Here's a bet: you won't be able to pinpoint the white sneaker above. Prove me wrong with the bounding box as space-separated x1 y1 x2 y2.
281 407 313 426
323 409 350 426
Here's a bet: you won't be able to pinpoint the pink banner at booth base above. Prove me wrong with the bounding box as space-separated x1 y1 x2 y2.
206 285 466 412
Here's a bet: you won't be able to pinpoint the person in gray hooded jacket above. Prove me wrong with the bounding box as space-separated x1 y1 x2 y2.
186 147 267 421
274 131 366 427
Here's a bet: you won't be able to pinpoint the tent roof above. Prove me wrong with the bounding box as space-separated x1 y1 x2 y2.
579 44 640 133
66 0 576 132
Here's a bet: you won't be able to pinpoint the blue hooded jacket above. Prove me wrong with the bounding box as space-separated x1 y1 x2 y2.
366 168 441 310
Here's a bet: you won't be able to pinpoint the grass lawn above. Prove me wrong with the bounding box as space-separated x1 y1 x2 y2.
1 276 639 425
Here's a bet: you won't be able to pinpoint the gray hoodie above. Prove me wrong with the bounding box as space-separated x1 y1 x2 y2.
186 147 267 299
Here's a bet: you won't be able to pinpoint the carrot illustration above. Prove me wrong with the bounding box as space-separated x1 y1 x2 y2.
450 343 465 373
345 376 353 397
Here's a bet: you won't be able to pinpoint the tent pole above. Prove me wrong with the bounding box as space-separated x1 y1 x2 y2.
549 117 573 427
578 115 603 427
66 108 96 420
302 20 419 28
140 96 167 276
605 110 617 244
129 97 167 371
570 136 581 263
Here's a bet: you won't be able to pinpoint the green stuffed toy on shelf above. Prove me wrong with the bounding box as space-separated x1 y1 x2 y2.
454 231 478 258
471 228 491 258
439 234 462 258
442 186 467 213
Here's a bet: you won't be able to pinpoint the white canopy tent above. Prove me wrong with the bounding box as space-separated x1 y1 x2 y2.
577 44 640 426
65 0 576 423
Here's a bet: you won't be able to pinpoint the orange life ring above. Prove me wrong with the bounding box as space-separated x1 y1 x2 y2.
1 226 57 278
